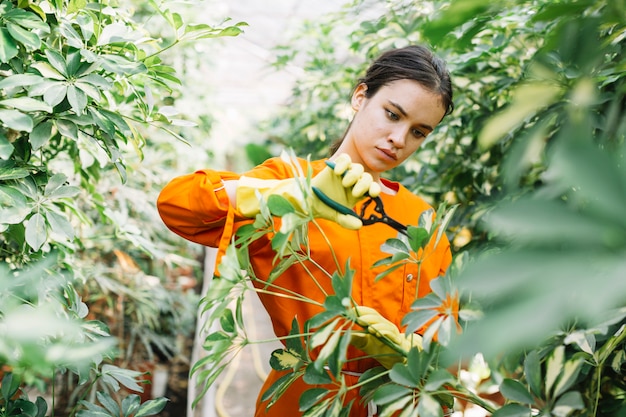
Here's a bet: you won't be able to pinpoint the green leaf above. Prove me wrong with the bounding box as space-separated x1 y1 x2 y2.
491 404 532 417
553 358 583 398
0 108 33 131
120 394 141 417
403 309 438 335
374 263 404 282
407 226 430 251
5 8 48 31
29 121 53 150
0 97 52 112
270 348 301 371
1 373 21 401
0 28 19 63
46 211 76 240
219 309 235 333
500 378 534 404
100 364 144 393
55 119 78 140
422 0 492 44
135 398 169 417
380 238 410 257
0 73 43 90
299 388 329 412
285 318 305 356
309 317 341 349
25 212 47 251
35 396 47 417
552 391 584 415
416 392 442 417
372 384 412 406
303 363 333 385
96 391 120 415
423 368 455 391
45 49 69 77
6 21 40 49
313 325 342 372
0 161 30 180
0 134 13 159
524 350 543 398
479 82 562 149
330 267 352 301
418 209 434 233
31 62 66 80
43 83 68 107
267 194 296 216
546 346 564 396
67 84 88 115
389 364 419 388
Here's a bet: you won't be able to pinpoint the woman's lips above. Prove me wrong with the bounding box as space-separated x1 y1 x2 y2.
377 147 397 161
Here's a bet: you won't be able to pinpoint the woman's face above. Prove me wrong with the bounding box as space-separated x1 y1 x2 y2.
335 79 446 180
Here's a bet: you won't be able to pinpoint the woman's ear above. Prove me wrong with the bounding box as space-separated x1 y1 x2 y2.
351 83 368 111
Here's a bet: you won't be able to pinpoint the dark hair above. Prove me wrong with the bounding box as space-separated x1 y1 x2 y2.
329 45 453 155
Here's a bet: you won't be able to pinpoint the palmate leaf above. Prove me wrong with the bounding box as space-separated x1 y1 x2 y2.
100 364 144 393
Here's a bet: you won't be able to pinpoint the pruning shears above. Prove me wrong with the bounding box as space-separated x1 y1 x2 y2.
312 161 408 235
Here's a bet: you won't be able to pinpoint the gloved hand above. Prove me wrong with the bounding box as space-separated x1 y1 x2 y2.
350 305 422 369
236 154 381 229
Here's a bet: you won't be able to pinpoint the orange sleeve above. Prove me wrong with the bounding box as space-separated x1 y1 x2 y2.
157 169 241 247
156 157 300 248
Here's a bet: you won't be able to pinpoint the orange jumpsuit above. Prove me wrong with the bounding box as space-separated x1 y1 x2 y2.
157 157 452 416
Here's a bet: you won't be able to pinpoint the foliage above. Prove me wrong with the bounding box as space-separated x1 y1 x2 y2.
239 0 625 415
0 0 244 413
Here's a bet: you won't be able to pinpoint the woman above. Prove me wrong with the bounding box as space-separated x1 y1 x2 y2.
158 45 454 416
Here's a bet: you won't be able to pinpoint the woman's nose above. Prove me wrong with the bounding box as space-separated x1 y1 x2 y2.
388 127 407 148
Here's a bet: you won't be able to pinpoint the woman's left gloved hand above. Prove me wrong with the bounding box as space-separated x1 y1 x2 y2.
349 305 422 369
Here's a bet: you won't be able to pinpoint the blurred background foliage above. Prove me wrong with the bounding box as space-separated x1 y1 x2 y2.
0 0 243 414
1 0 625 415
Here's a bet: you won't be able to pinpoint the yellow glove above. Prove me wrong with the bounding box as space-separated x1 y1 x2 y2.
236 154 381 229
350 306 422 369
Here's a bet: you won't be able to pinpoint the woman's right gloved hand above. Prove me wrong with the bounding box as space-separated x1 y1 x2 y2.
236 154 381 229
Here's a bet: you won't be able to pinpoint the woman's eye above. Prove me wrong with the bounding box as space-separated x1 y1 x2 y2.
386 109 399 121
412 129 425 138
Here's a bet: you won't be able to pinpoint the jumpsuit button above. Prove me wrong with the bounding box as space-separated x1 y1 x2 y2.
406 274 413 282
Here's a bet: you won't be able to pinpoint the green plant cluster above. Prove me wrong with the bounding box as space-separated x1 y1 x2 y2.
0 0 244 414
228 0 626 416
